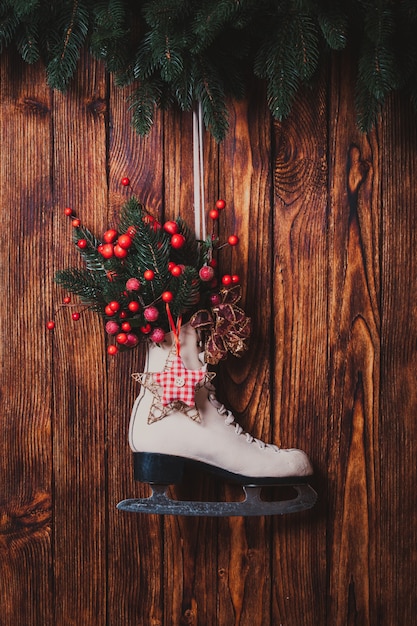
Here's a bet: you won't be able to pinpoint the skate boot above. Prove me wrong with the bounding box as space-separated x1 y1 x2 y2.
117 323 317 516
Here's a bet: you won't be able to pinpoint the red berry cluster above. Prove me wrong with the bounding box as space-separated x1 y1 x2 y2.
48 179 242 356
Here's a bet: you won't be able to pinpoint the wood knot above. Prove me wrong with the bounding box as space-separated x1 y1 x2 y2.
17 97 50 116
86 97 107 117
0 491 51 550
348 144 371 196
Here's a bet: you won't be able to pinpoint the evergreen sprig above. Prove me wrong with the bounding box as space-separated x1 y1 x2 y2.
54 196 219 346
1 0 417 138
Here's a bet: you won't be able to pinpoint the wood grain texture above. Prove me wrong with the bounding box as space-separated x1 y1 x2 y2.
272 73 328 626
380 93 417 625
106 77 165 626
216 89 273 626
0 52 54 626
51 49 109 626
1 46 417 626
327 52 381 626
161 107 219 626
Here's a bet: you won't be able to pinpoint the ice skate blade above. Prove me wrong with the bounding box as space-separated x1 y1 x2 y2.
117 483 317 517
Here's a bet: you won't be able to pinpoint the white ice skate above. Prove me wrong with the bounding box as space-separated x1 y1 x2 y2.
117 323 317 516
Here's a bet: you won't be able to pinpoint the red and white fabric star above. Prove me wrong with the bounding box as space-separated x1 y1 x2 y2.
153 355 206 406
132 350 215 423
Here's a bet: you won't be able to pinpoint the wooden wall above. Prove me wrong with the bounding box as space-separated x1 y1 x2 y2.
1 47 416 625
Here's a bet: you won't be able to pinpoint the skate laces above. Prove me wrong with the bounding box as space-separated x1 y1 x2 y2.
206 384 279 451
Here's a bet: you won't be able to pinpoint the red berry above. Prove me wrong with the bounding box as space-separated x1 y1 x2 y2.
150 327 165 343
228 234 239 246
216 199 226 210
126 278 141 291
170 265 182 277
63 296 71 304
99 243 114 259
209 258 217 267
231 274 240 284
119 310 128 319
114 244 128 259
121 177 130 187
125 333 139 348
108 301 120 312
117 234 133 249
221 274 232 286
72 218 81 227
210 293 221 306
144 306 159 322
162 291 173 302
128 301 140 313
105 321 120 335
64 207 73 216
144 269 155 281
121 322 132 331
209 209 219 220
72 312 80 321
140 323 152 334
163 220 178 235
77 238 87 249
103 229 118 243
199 265 215 281
104 305 115 316
116 333 128 344
125 333 139 347
46 320 55 330
170 234 185 249
107 345 118 355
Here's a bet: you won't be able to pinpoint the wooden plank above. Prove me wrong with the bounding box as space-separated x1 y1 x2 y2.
216 89 273 625
271 72 328 625
0 51 54 626
106 79 165 626
161 106 219 626
380 94 417 625
327 52 381 626
51 49 108 626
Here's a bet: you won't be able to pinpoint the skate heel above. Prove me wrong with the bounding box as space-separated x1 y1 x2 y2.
133 452 185 485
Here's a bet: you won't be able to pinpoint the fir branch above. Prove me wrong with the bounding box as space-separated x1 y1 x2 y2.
0 0 417 137
170 266 200 317
46 0 90 92
72 225 106 273
193 55 229 142
0 11 19 53
128 77 163 136
15 22 40 63
318 10 347 51
55 267 107 307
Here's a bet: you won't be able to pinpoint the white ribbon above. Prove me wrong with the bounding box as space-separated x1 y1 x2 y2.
192 101 206 241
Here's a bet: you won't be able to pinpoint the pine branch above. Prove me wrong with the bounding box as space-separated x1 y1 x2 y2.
0 11 19 53
128 77 164 136
46 0 90 92
15 22 40 63
170 266 200 317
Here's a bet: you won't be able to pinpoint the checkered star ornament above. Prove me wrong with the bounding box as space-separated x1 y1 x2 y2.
154 355 205 406
132 352 215 423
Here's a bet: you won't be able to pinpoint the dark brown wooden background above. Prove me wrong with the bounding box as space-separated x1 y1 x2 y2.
1 45 416 626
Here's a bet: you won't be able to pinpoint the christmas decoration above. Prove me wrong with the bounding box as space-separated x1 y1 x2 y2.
0 1 416 139
51 172 317 516
122 321 317 516
53 184 250 361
